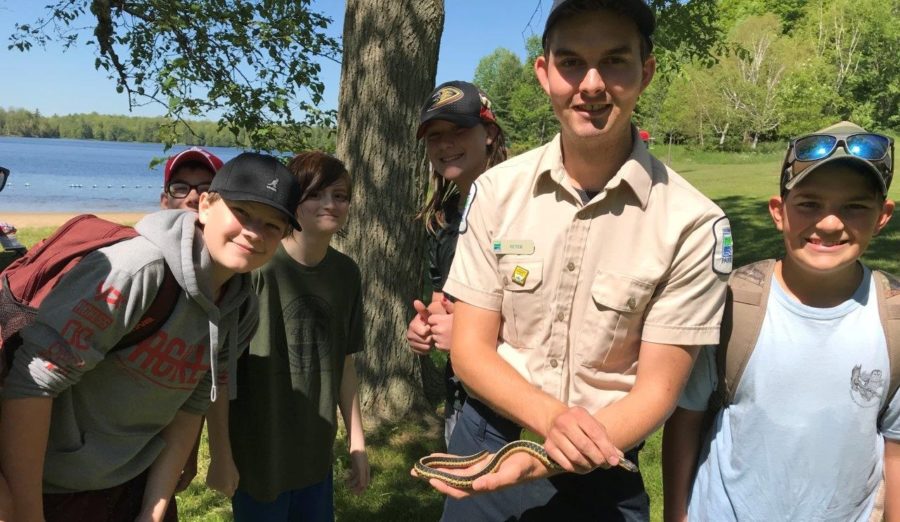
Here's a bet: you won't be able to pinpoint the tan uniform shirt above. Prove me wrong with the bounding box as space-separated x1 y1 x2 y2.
444 131 731 413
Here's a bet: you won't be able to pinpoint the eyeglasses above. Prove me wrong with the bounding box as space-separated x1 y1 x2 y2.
783 131 894 190
166 182 211 199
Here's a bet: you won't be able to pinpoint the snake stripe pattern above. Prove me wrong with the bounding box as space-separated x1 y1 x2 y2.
413 439 639 489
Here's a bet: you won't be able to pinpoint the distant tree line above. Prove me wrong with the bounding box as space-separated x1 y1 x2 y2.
0 107 337 152
474 0 899 154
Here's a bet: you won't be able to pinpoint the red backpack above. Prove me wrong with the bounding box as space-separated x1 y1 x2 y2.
0 214 178 380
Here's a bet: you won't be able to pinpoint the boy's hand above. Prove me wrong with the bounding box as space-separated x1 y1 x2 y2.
407 300 433 355
206 454 240 498
345 449 370 495
426 297 448 316
544 406 625 474
427 312 454 352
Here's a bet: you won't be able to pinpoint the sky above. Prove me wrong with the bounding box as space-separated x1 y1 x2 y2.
0 0 550 118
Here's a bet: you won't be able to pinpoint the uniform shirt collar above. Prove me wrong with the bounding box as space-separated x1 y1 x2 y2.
533 127 654 209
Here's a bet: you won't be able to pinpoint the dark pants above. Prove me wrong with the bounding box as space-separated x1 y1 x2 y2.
43 468 178 522
232 470 334 522
442 399 650 522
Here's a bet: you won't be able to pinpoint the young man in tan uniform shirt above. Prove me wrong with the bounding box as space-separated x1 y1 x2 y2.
428 1 733 519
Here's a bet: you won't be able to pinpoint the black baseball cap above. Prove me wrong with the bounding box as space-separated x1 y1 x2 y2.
542 0 655 52
416 81 499 139
209 152 302 229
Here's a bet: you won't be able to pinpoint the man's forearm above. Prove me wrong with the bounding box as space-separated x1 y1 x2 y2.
592 342 698 450
450 303 566 437
0 397 52 522
139 411 202 521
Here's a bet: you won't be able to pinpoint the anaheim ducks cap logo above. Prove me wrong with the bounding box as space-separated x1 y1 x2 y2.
427 86 464 111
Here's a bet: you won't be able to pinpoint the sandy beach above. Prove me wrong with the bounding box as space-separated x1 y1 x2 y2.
2 212 149 228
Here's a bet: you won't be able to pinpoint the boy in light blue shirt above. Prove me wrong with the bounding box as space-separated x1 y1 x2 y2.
663 121 898 522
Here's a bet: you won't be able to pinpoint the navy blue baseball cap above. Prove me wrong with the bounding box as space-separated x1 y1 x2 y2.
542 0 655 52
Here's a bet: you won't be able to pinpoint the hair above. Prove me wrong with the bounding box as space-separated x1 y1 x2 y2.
416 123 508 234
287 151 352 203
203 191 294 237
205 191 222 204
168 159 215 186
286 151 352 236
543 0 653 61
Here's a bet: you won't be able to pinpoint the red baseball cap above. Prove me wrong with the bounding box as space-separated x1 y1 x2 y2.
163 147 224 186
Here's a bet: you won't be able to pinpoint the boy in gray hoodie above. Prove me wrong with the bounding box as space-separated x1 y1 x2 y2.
0 152 301 522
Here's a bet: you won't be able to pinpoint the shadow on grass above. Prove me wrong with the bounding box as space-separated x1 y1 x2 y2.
334 413 446 521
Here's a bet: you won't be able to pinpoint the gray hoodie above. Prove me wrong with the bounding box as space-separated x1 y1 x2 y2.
2 210 258 493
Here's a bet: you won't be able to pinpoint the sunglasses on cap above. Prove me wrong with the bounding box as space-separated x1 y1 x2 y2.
783 131 894 191
793 133 892 163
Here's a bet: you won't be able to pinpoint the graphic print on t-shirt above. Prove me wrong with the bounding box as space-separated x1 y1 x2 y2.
849 364 884 407
284 294 335 388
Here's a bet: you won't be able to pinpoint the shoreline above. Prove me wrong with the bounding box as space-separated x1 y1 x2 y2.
1 212 149 228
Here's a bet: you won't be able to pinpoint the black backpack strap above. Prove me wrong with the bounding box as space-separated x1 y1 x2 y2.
709 259 776 414
873 270 900 421
112 265 179 351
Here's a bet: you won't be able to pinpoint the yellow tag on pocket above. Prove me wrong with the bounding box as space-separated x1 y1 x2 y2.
511 266 529 286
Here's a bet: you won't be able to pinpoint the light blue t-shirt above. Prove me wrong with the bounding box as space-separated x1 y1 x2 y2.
680 268 900 522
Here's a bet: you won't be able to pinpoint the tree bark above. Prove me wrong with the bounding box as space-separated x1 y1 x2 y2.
335 0 444 423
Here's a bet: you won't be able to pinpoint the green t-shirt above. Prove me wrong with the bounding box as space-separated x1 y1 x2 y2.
229 244 364 502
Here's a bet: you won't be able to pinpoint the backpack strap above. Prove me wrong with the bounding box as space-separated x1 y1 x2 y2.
873 270 900 420
112 265 179 351
710 259 777 412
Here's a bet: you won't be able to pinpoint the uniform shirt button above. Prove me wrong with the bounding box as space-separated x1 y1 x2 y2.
503 276 509 285
556 311 565 321
567 262 575 271
626 297 637 310
550 359 558 368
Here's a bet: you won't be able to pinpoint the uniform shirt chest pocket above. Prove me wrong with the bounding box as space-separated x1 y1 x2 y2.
498 259 546 349
578 271 655 371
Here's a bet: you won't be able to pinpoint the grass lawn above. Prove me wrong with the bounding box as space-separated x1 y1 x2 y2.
8 145 899 521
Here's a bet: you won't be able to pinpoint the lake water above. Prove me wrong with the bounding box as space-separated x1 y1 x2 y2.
0 137 245 212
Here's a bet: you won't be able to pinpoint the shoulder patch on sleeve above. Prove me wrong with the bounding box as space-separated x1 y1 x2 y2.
458 183 477 235
711 216 733 275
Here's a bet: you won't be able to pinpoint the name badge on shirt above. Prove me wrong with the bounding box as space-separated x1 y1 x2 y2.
492 239 535 255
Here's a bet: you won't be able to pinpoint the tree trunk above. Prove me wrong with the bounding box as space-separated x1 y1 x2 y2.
335 0 444 423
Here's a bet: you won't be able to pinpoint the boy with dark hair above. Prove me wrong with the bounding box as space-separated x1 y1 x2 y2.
416 0 731 520
0 152 300 522
160 146 224 211
663 121 898 521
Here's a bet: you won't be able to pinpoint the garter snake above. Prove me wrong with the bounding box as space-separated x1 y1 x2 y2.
413 439 639 489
